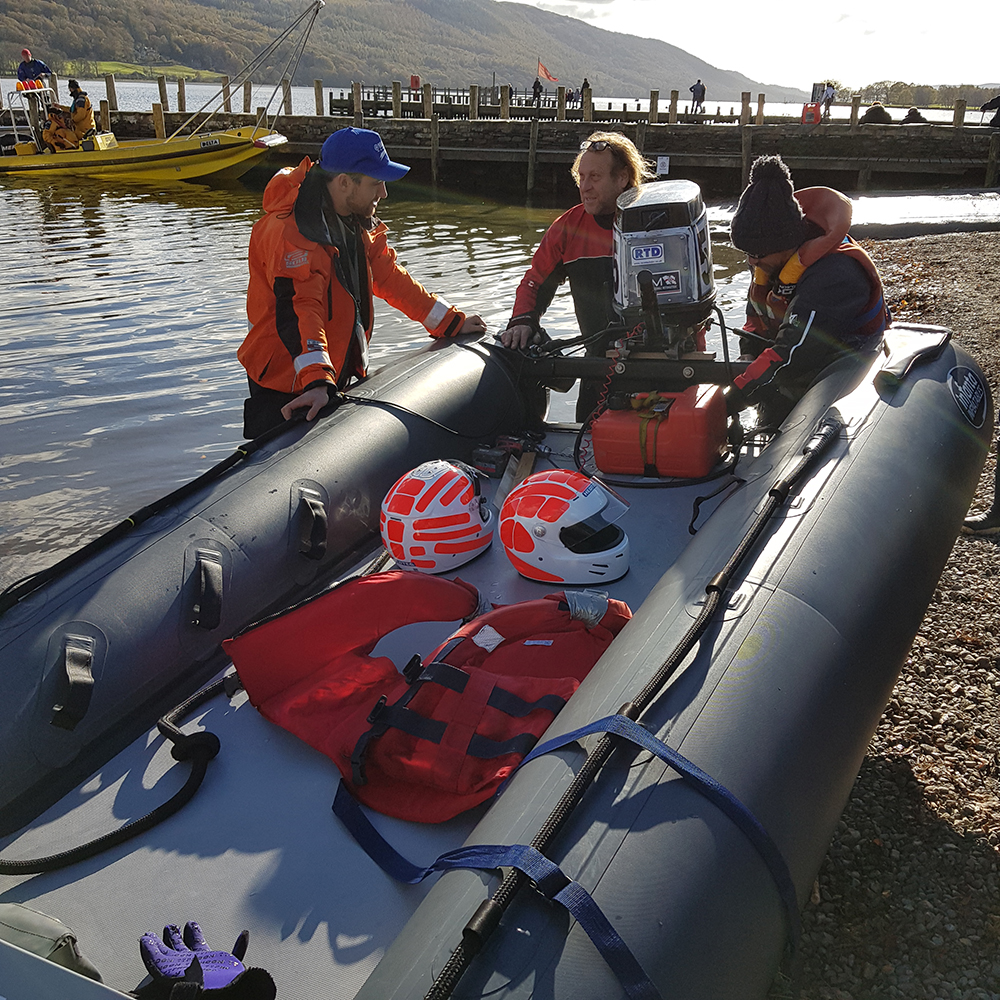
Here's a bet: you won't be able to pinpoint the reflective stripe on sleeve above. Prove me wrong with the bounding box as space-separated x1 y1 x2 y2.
424 297 452 329
294 349 333 373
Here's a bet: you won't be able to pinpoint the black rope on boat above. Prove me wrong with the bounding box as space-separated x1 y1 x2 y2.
422 411 844 1000
0 676 235 876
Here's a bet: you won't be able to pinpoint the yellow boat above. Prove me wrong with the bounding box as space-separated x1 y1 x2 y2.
0 0 322 181
0 123 287 180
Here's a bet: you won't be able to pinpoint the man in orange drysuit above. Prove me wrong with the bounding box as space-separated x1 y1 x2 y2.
240 127 487 437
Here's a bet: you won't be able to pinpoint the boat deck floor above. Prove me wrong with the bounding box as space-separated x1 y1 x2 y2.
0 424 745 998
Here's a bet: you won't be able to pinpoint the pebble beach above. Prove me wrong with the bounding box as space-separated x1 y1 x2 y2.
768 231 1000 1000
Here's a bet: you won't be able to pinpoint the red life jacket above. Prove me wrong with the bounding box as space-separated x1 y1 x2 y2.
224 571 631 823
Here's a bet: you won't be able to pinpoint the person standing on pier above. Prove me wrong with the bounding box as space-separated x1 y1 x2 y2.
532 77 543 106
239 126 487 438
821 82 835 118
501 130 654 420
726 155 889 426
689 79 706 114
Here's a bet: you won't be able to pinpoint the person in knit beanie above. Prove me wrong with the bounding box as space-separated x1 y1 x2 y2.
727 155 889 427
730 156 820 261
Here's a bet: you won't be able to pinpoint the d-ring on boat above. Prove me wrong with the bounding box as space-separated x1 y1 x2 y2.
0 180 990 1000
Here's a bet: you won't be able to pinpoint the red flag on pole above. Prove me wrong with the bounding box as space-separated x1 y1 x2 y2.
537 60 558 83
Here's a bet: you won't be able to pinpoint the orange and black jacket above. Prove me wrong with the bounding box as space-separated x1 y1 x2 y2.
508 203 618 343
241 157 467 395
734 238 889 403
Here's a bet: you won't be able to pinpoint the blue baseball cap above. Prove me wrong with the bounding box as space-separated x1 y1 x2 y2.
318 128 409 182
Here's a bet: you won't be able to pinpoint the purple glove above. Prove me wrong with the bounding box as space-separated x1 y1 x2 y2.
139 921 248 991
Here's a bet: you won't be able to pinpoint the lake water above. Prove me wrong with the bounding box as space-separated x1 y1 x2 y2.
3 163 999 595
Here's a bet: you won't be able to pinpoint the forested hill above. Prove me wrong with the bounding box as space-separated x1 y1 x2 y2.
0 0 807 101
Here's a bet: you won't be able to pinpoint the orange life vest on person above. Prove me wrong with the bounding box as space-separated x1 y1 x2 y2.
224 571 631 823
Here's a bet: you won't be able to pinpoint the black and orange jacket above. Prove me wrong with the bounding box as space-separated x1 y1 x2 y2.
241 157 467 395
734 191 889 405
508 202 618 341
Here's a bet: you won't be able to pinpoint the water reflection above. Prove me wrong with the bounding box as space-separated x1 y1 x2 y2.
0 175 979 591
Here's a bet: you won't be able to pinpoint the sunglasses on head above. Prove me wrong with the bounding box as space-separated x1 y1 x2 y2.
580 140 611 151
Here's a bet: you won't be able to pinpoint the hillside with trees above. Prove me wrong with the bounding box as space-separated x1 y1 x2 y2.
0 0 808 101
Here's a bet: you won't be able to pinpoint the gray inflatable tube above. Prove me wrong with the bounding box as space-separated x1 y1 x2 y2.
356 338 991 999
0 338 535 834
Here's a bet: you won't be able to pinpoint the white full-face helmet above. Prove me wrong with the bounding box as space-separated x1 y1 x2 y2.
380 460 493 573
499 469 629 584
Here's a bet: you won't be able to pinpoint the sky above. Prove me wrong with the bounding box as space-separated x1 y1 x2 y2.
514 1 997 93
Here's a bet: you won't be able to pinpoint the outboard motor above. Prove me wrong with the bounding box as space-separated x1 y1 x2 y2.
612 179 716 357
591 179 728 480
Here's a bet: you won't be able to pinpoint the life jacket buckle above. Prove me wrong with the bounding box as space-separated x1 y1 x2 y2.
367 694 388 724
402 654 424 684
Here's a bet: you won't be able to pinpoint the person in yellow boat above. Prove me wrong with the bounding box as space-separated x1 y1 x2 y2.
66 80 95 140
42 108 79 151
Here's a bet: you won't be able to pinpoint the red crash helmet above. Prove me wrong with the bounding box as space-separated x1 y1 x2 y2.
380 460 493 573
499 469 629 584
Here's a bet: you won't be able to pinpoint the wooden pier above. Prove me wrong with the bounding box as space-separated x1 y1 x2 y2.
106 83 1000 199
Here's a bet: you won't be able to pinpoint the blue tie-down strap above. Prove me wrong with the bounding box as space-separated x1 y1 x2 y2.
332 782 662 1000
512 714 801 952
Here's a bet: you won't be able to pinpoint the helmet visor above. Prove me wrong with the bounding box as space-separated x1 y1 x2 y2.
558 479 629 553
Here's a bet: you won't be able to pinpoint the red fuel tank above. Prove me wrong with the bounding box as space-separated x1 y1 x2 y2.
591 385 727 478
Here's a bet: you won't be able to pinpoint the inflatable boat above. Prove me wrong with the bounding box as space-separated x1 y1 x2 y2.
0 319 990 999
0 177 991 999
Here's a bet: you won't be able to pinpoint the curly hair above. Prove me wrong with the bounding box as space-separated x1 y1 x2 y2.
571 131 656 190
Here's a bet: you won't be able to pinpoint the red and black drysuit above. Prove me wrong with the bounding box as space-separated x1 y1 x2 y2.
508 203 619 421
731 238 889 424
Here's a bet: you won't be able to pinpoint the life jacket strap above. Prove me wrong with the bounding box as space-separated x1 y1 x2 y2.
350 663 570 785
332 781 663 1000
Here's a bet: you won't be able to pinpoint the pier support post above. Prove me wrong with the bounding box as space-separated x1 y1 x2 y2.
354 81 365 126
557 85 566 121
422 83 433 120
49 73 59 102
430 114 439 187
851 94 861 132
99 99 110 132
282 78 293 116
741 124 753 187
953 99 967 127
986 133 1000 187
756 93 765 125
648 90 659 124
527 116 539 194
740 92 751 127
222 76 231 113
105 74 118 111
469 85 479 120
501 85 510 120
392 81 402 118
857 164 872 191
178 78 186 114
243 80 252 114
635 120 646 153
157 76 169 113
668 90 678 123
314 80 324 116
152 102 166 139
583 87 592 122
